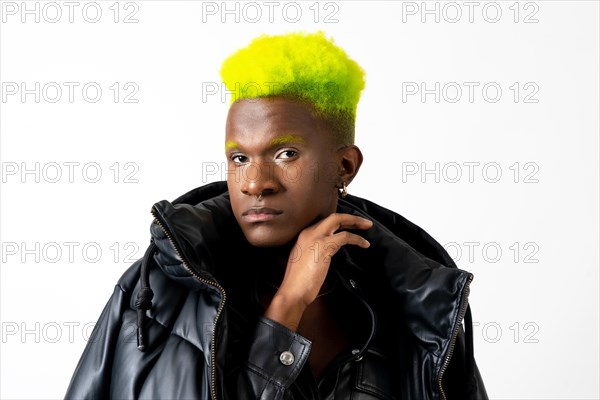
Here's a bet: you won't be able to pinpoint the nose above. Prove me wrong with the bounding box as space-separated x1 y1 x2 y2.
240 161 280 198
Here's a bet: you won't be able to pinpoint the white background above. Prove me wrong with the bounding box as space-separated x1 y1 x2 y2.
1 1 598 399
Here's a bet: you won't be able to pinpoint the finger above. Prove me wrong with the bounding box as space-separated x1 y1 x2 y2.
317 213 373 235
324 231 371 255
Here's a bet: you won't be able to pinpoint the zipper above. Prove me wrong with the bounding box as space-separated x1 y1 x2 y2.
437 273 473 400
151 206 226 400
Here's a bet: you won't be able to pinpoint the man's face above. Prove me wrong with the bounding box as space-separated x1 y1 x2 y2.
225 97 341 247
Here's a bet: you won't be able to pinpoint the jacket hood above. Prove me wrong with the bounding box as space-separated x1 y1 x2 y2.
147 181 472 356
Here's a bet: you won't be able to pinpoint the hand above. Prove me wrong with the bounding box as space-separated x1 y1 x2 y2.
264 213 373 331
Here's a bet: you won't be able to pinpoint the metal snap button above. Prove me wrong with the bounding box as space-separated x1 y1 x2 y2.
351 348 363 362
279 351 295 366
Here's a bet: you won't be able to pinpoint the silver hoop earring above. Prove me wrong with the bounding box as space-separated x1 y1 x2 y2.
338 182 348 198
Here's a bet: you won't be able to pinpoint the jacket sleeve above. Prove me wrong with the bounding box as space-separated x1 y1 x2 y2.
442 306 489 400
64 263 137 400
234 316 312 400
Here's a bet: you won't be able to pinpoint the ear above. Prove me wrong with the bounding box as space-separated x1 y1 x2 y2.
337 145 363 186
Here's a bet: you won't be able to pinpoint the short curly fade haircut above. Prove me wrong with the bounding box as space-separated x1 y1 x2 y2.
220 31 366 145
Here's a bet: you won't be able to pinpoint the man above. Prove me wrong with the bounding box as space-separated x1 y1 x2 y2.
65 31 488 399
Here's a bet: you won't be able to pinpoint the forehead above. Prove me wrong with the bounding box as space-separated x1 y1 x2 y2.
225 97 325 144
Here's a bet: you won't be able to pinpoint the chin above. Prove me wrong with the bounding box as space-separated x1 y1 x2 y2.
242 226 296 248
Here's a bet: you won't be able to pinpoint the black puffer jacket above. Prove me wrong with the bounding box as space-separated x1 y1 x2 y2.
65 181 488 400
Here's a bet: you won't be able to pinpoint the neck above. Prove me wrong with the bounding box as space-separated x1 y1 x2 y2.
249 242 294 284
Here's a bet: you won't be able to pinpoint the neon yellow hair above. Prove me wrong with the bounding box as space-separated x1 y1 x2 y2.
220 31 365 144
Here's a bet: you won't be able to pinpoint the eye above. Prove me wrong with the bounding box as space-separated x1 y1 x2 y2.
231 154 248 164
276 149 298 159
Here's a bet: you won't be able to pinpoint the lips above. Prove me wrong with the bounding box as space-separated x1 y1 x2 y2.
242 207 283 222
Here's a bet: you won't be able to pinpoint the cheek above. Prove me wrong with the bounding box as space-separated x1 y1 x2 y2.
290 161 338 204
292 184 338 219
226 183 243 211
286 160 336 189
314 161 339 188
281 162 312 185
226 167 238 187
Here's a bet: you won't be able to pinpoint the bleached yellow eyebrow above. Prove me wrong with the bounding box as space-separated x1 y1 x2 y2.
225 140 238 151
269 135 305 146
225 135 305 152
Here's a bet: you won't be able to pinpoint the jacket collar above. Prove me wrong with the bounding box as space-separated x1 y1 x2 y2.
149 181 472 358
157 180 458 270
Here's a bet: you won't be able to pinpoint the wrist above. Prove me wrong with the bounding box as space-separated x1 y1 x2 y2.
264 292 308 332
